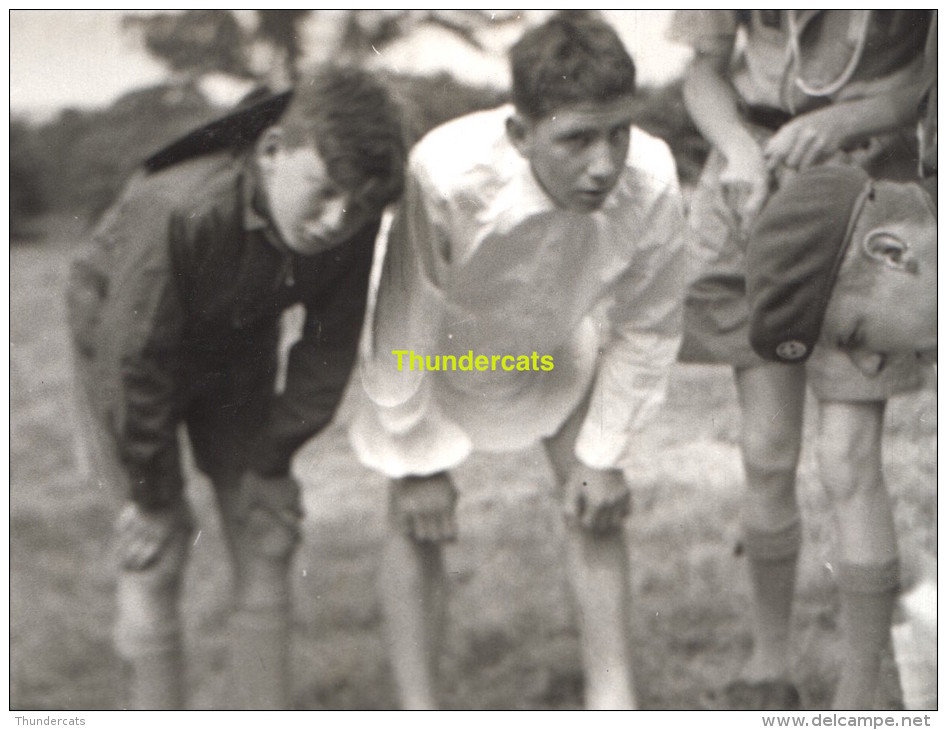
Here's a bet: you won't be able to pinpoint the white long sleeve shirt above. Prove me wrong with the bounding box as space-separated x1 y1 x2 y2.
349 105 686 478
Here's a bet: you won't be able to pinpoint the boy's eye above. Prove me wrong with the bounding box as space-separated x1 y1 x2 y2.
609 127 630 145
561 131 594 148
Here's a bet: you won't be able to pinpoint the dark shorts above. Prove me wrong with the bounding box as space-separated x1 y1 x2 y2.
179 342 278 481
678 146 924 401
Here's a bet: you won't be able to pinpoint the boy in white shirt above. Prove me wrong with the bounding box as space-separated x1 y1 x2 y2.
350 11 686 709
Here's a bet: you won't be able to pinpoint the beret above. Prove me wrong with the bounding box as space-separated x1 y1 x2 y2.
144 88 294 173
746 165 872 363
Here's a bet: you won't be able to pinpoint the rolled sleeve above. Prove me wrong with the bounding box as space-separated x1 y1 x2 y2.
358 186 445 421
575 178 687 470
103 195 187 509
350 168 472 477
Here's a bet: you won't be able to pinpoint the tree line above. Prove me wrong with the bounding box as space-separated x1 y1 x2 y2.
11 10 706 237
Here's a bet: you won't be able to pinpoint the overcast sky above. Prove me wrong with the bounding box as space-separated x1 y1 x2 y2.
11 11 169 117
10 10 691 119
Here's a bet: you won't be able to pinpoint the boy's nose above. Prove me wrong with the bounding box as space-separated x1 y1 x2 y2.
319 197 348 233
586 141 620 182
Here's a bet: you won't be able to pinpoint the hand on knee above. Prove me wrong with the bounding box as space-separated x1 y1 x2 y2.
115 499 193 573
562 464 630 536
389 473 457 544
237 472 302 560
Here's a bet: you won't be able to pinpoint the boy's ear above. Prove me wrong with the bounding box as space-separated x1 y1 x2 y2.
255 126 285 170
505 113 531 156
844 345 887 377
862 230 918 274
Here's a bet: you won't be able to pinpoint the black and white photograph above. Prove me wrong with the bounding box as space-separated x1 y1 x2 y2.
9 9 938 719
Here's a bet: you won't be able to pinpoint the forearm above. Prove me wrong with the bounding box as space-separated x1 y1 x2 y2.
683 54 761 162
571 173 686 470
764 84 929 172
827 87 928 147
119 356 185 510
574 334 678 470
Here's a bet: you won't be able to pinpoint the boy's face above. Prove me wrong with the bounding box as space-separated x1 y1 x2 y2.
257 128 377 256
822 181 937 357
507 97 635 212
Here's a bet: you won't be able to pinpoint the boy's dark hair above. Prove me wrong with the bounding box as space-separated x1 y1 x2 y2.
510 11 636 120
281 65 406 208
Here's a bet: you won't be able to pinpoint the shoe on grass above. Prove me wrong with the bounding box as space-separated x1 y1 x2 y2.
700 679 801 711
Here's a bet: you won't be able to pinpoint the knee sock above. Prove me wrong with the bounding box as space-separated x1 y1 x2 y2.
230 607 291 710
833 560 900 710
741 519 802 679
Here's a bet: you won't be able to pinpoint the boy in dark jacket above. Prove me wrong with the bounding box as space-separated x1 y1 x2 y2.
67 66 405 709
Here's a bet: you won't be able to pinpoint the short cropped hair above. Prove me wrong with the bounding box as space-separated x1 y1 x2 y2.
510 11 636 120
281 65 406 208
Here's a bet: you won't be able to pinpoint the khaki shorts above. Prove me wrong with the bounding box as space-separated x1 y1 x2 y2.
678 148 923 401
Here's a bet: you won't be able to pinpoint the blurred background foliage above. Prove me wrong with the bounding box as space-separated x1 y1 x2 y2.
10 10 707 238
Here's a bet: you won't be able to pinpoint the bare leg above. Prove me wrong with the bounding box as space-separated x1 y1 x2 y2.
74 358 189 710
379 474 455 709
216 473 299 710
563 527 636 709
817 400 898 710
546 398 636 710
114 530 189 710
379 528 448 709
734 363 806 682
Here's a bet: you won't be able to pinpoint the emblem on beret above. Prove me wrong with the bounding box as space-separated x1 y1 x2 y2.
776 340 808 360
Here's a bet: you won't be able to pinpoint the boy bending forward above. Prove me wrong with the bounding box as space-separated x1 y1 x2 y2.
351 11 685 709
670 9 933 709
67 67 405 709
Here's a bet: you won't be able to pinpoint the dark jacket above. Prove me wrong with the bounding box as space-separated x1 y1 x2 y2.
68 150 378 509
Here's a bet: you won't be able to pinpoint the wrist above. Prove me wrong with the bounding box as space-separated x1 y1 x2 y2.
829 108 858 149
722 136 765 167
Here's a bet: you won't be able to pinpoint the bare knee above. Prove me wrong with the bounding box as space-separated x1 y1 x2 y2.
742 418 802 497
234 507 300 609
818 444 883 504
229 475 302 610
736 365 805 496
817 401 885 503
115 526 189 657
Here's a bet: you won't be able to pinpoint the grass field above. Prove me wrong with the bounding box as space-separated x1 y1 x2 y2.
10 217 936 710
